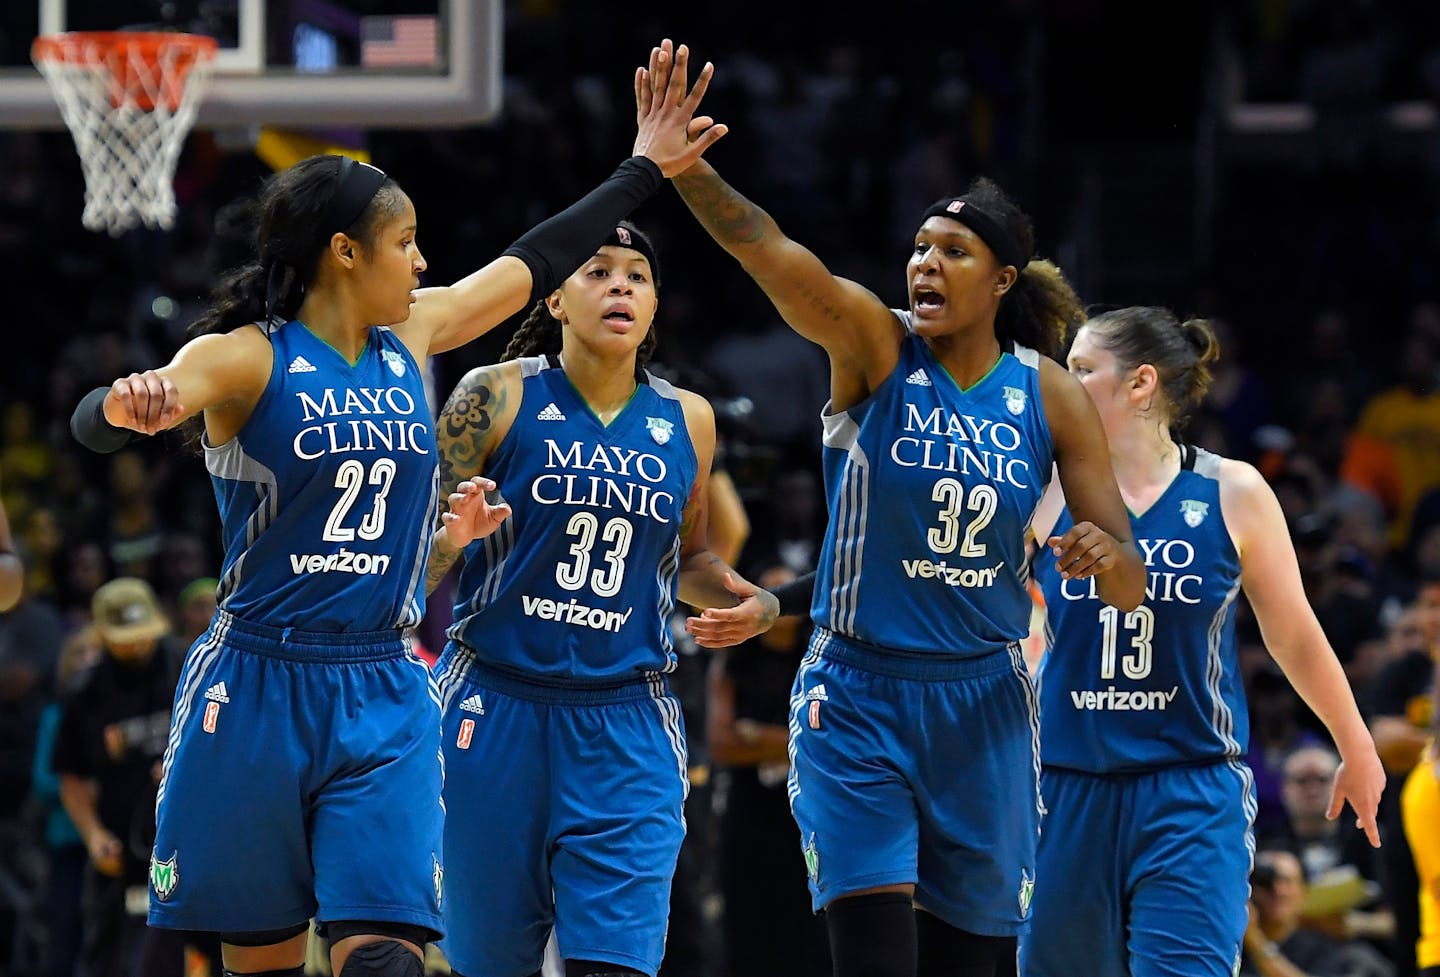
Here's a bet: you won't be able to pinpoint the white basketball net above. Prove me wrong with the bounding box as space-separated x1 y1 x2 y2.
34 35 216 236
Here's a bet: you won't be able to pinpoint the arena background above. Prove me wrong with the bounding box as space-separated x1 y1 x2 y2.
0 2 1437 976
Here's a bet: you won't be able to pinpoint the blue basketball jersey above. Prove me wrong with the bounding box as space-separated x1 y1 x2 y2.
811 318 1054 656
1036 445 1247 773
448 356 698 683
207 321 438 632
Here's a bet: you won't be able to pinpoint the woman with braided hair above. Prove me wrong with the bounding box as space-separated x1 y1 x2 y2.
67 41 724 977
427 217 777 977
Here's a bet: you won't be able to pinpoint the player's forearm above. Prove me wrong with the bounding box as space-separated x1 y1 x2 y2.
672 161 778 266
677 550 741 609
58 775 104 841
424 530 464 595
711 720 790 767
1269 636 1372 759
1093 539 1146 612
0 553 21 612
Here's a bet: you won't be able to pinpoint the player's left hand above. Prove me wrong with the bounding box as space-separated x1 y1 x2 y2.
439 478 511 550
1047 521 1122 580
633 39 727 177
685 572 779 648
1328 747 1386 848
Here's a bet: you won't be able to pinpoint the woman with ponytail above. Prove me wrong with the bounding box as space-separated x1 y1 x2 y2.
665 87 1145 977
1020 307 1386 977
426 219 777 977
66 41 725 977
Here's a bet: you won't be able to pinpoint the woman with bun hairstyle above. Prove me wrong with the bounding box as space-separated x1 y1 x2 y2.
1021 307 1386 977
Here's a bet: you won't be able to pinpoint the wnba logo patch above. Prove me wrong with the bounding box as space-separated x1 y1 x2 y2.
456 718 475 750
805 684 828 729
202 681 228 734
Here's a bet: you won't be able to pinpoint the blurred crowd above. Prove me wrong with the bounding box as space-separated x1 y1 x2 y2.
1 1 1439 976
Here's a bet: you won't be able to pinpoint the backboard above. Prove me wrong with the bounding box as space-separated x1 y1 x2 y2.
0 0 500 128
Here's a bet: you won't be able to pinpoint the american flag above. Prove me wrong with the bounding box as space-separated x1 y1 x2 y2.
360 15 440 68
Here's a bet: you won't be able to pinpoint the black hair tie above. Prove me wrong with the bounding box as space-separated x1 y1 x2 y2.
264 261 290 330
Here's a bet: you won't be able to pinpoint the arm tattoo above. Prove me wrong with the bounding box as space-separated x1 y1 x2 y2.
677 480 706 553
425 534 461 595
426 367 507 593
437 369 503 491
673 169 769 248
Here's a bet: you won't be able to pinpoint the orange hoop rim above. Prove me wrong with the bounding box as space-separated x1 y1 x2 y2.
32 31 219 66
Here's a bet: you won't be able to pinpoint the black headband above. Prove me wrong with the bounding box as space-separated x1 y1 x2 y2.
323 156 388 236
920 197 1027 272
603 221 660 287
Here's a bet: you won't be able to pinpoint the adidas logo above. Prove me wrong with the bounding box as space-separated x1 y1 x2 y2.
459 694 485 715
905 369 932 386
805 684 829 702
287 355 317 374
204 682 230 704
537 403 566 421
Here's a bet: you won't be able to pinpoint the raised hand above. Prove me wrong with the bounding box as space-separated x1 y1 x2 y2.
685 572 779 648
633 38 727 177
104 370 184 435
1047 521 1125 580
439 477 512 550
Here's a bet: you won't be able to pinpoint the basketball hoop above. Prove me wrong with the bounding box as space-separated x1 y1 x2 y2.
32 32 218 236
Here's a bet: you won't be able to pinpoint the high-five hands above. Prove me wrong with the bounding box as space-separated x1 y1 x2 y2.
633 38 728 177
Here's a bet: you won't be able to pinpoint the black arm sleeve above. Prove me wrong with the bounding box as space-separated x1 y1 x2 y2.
502 156 664 306
772 570 817 618
70 386 137 453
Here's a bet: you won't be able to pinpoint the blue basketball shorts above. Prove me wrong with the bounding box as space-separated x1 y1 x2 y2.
434 642 689 977
1019 761 1256 977
149 611 445 937
786 628 1041 936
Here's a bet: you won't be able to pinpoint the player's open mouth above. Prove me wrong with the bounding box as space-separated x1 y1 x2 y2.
913 289 945 314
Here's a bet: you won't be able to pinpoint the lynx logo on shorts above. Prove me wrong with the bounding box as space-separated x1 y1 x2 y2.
803 834 820 881
1002 385 1026 416
382 350 406 378
1018 869 1034 917
1180 499 1209 528
646 416 674 445
150 851 179 901
456 718 476 750
433 854 444 907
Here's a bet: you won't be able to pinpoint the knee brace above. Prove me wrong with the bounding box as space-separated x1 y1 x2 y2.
564 961 646 977
824 892 917 977
337 940 425 977
220 922 311 947
915 909 1017 977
